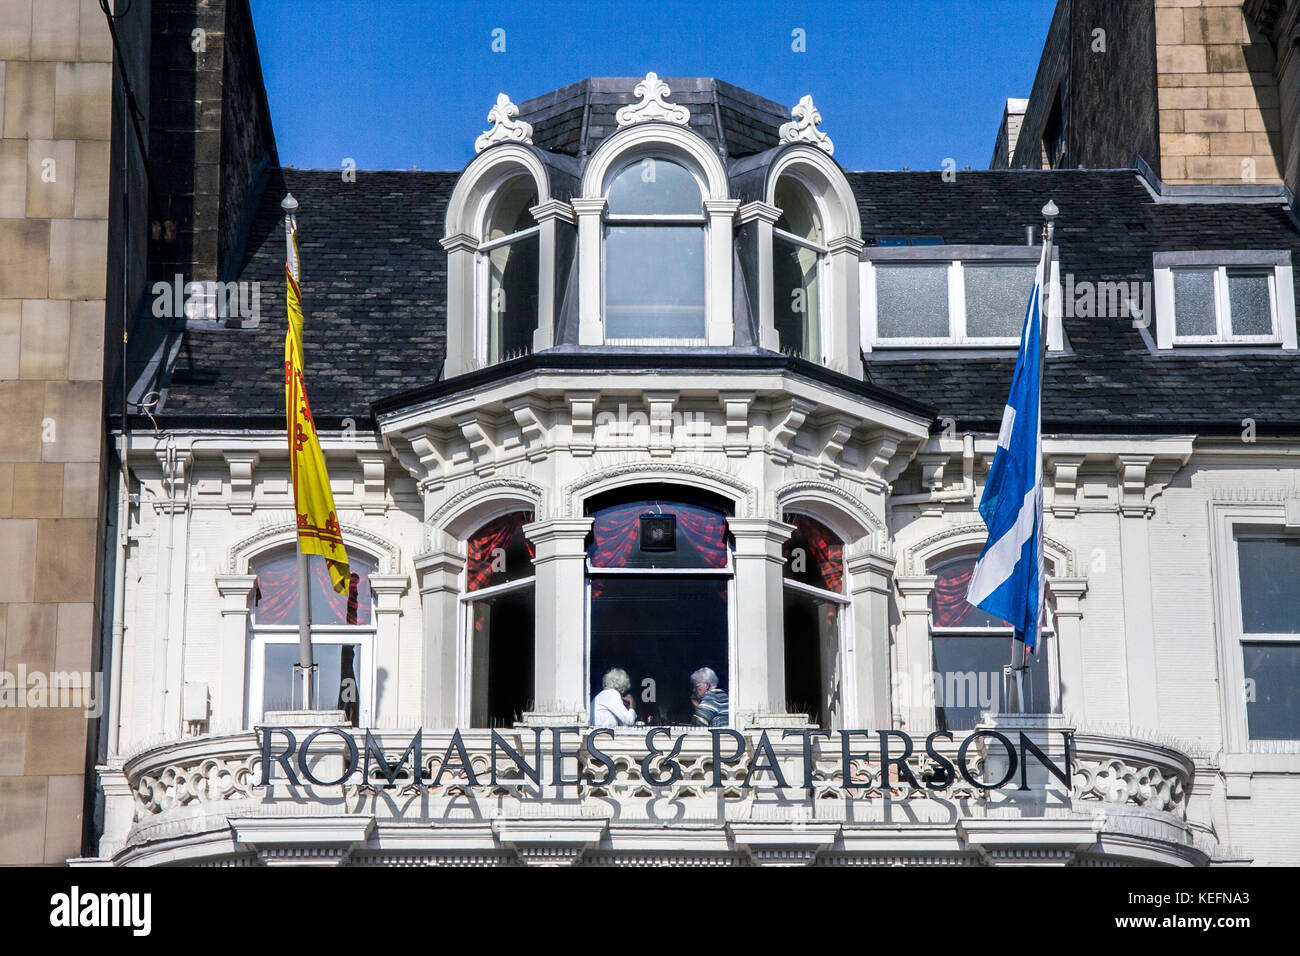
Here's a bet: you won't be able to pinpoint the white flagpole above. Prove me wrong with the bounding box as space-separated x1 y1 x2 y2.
1010 199 1057 714
283 193 315 712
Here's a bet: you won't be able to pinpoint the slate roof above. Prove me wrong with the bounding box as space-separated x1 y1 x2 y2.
146 156 1300 437
516 77 787 160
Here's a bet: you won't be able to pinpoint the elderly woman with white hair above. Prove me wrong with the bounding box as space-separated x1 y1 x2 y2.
690 667 728 727
591 668 638 728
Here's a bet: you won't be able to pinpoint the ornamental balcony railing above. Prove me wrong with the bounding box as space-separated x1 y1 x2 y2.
93 712 1219 866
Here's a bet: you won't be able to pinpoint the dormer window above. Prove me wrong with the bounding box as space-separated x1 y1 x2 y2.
481 176 540 362
861 245 1059 350
603 156 707 342
1153 251 1298 350
773 178 827 359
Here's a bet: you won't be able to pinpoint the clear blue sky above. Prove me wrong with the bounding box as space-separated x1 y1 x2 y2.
249 0 1055 173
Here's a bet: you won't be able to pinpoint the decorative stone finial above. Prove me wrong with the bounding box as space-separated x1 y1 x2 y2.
779 95 833 155
616 72 690 127
475 93 534 153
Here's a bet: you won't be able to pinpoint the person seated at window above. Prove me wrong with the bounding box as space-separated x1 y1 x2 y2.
690 667 728 727
591 667 638 728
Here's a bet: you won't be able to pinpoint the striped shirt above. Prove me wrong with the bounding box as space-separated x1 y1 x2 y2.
693 688 728 728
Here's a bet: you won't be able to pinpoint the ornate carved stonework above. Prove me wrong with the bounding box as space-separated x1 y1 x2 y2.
615 72 690 127
474 93 534 153
779 95 834 155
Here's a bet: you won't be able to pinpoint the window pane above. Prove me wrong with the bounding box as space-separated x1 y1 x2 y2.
782 513 843 592
773 236 819 357
784 588 840 728
774 179 822 243
1238 537 1300 633
964 262 1035 338
264 643 362 725
587 499 729 570
1228 270 1272 336
485 177 537 240
605 158 701 215
589 576 728 726
1244 643 1300 739
932 636 1050 731
487 232 538 361
253 551 375 625
469 584 535 728
929 557 1008 627
875 264 949 338
467 512 535 592
604 225 705 339
1172 268 1216 336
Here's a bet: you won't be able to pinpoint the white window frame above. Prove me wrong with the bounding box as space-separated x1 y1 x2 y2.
1210 503 1300 752
772 172 832 364
861 246 1062 351
456 509 538 728
474 177 542 367
600 152 710 346
248 626 376 728
584 538 736 731
924 554 1061 722
1153 251 1297 350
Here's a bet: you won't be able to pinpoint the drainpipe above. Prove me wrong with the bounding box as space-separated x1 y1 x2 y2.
888 433 976 506
107 434 130 756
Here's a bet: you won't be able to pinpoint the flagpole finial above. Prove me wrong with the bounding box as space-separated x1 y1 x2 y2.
1041 199 1058 221
281 193 299 214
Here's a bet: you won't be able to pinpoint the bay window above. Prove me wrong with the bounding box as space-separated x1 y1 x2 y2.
462 511 536 728
772 179 827 359
781 513 848 728
586 488 732 726
480 176 540 363
603 156 707 342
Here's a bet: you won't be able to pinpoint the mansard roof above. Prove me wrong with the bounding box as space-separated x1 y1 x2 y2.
515 76 789 160
141 163 1300 437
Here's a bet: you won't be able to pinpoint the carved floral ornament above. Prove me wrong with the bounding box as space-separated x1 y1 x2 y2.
779 94 833 155
616 72 691 127
475 93 534 153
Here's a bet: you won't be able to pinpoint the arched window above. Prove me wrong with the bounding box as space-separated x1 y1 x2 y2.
249 548 378 727
603 156 707 342
773 178 827 360
782 513 849 728
927 554 1057 731
586 487 732 726
462 511 535 727
480 176 539 363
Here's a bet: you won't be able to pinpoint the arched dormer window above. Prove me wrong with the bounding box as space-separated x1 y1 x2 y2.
602 155 707 342
773 177 828 360
481 176 539 362
752 145 863 376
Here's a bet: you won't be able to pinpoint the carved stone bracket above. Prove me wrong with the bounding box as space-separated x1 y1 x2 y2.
223 452 259 515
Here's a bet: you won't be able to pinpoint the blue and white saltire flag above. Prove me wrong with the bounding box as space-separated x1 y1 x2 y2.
966 243 1049 650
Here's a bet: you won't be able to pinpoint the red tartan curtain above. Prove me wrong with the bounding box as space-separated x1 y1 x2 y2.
674 507 728 568
784 514 844 593
931 560 975 627
253 550 373 625
587 503 644 568
466 512 535 592
253 560 297 624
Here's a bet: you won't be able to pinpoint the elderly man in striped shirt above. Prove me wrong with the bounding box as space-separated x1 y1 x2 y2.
690 667 728 728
